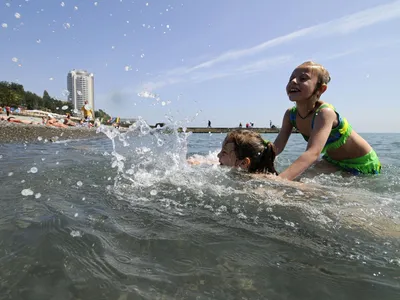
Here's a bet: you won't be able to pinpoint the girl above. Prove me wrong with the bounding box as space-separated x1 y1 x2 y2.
274 61 381 181
217 129 278 174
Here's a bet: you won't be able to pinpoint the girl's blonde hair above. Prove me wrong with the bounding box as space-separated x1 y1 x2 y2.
298 61 331 86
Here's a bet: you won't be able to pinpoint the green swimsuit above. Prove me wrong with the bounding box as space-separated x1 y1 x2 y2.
289 103 381 175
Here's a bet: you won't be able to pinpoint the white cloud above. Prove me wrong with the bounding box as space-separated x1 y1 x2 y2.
141 1 400 90
189 1 400 70
142 55 293 90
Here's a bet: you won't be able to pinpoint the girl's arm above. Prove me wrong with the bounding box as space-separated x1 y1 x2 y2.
273 109 293 155
278 108 337 181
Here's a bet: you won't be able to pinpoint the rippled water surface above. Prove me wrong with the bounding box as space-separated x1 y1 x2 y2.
0 125 399 300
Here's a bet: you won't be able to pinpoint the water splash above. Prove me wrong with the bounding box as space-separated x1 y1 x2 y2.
21 188 34 196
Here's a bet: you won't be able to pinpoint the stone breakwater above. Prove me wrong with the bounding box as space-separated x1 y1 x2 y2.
0 122 102 143
178 127 285 134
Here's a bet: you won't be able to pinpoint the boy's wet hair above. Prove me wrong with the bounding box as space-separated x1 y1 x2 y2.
225 130 278 175
299 61 331 87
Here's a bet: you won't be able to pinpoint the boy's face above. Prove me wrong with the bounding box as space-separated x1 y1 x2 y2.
286 67 319 102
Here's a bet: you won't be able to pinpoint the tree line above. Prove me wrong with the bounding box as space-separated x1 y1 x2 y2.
0 81 111 121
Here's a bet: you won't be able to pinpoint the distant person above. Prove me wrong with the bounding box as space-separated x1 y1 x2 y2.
239 122 242 128
46 115 68 128
270 120 273 128
208 120 211 128
5 106 11 117
63 113 76 126
273 61 381 180
0 116 38 124
81 101 94 124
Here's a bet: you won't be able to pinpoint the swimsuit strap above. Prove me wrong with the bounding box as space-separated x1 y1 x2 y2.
289 106 297 128
311 103 335 129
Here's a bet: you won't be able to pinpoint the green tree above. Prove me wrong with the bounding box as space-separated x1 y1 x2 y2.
95 109 111 123
0 81 24 106
24 91 43 109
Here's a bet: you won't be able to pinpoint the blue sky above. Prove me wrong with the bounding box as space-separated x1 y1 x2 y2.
1 0 400 132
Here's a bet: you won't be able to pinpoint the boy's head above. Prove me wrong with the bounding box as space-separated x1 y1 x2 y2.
218 130 277 174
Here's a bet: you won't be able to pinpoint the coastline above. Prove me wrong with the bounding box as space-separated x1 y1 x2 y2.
0 122 101 143
0 113 294 143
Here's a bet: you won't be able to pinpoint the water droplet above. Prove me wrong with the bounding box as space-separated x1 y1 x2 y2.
166 24 170 28
60 2 65 7
111 45 115 50
36 39 41 43
150 190 157 196
77 90 82 95
21 180 25 183
124 65 132 71
74 6 78 10
63 23 70 29
0 155 2 159
21 188 34 196
146 2 149 6
77 181 83 187
70 230 82 237
11 57 18 62
41 158 45 161
49 77 54 81
62 105 68 110
56 161 59 165
1 23 8 28
94 2 98 6
161 101 166 106
140 53 145 58
82 197 86 201
15 12 21 19
5 3 11 7
29 167 38 173
74 213 78 217
177 187 181 191
35 193 41 199
8 172 13 176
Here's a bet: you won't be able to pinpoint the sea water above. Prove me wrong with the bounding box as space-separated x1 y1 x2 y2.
0 122 399 300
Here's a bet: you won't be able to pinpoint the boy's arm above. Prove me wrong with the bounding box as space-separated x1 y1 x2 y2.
273 109 293 155
278 108 337 181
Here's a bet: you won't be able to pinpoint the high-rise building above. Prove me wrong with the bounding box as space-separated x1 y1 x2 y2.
67 69 94 115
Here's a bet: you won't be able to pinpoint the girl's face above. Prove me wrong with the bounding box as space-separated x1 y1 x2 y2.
286 67 319 102
217 141 238 167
